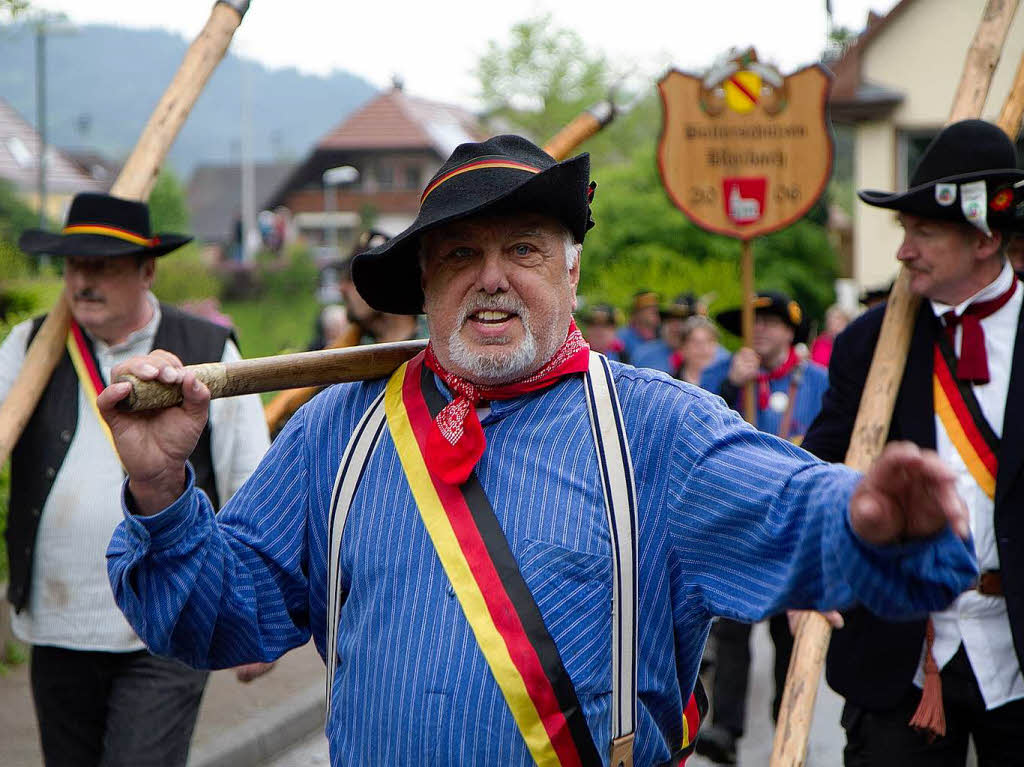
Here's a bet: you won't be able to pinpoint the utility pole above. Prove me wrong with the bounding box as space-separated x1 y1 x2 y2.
35 20 46 226
240 61 255 263
31 12 74 228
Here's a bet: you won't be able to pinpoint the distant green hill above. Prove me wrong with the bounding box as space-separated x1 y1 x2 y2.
0 22 378 175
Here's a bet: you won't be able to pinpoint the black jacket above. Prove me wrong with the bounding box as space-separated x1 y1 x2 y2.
802 300 1024 710
5 304 232 612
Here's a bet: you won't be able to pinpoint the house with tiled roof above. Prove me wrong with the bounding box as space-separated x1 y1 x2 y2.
268 81 484 253
187 162 296 246
0 97 102 220
828 0 1024 289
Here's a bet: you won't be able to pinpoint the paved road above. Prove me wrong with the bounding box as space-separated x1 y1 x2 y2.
266 622 846 766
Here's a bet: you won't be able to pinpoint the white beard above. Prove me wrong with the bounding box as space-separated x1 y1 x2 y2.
445 294 544 385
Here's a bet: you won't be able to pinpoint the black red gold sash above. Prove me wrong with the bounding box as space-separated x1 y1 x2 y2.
384 354 601 767
665 680 708 765
933 339 999 499
66 319 117 453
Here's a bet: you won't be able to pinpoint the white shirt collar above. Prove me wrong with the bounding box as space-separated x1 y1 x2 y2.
930 260 1015 319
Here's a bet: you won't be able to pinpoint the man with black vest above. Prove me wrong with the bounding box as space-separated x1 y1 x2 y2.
803 120 1024 766
0 193 269 766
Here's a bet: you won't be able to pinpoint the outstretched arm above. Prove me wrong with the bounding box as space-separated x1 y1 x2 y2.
667 393 975 624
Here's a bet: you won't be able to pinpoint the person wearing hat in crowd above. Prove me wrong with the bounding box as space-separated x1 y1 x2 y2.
803 119 1024 766
309 230 422 351
695 290 830 763
632 293 697 374
860 282 893 310
578 302 627 362
617 289 661 360
702 291 830 442
0 193 270 766
97 135 976 767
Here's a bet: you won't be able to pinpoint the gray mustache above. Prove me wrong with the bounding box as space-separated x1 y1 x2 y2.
74 290 104 302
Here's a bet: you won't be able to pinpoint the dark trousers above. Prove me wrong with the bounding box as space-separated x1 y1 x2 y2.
30 645 209 767
708 613 793 737
842 645 1024 767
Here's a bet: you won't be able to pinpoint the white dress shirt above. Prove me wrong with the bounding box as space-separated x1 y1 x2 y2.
0 294 270 651
914 261 1024 709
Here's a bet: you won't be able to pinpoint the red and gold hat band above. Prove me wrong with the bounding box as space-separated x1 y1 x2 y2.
420 160 541 203
62 224 160 248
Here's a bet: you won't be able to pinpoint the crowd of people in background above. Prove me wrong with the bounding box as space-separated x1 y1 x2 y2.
577 287 858 393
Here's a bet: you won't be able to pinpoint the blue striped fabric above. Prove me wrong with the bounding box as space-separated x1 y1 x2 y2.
108 362 977 766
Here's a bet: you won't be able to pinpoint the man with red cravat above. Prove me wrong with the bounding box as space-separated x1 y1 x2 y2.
803 119 1024 766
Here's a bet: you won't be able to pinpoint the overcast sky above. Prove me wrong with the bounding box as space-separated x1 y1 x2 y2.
25 0 901 107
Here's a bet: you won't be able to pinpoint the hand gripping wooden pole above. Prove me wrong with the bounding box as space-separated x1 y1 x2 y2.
770 2 1020 765
0 0 250 468
117 340 427 412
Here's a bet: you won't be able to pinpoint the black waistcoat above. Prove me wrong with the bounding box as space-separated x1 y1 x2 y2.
5 304 233 612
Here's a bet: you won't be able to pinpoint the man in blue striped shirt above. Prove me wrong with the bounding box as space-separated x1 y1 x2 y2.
100 135 976 766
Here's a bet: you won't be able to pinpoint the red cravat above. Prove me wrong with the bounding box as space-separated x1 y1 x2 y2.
942 279 1018 384
423 321 590 485
756 347 800 410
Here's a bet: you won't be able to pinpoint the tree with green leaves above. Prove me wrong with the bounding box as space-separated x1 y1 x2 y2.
0 0 30 19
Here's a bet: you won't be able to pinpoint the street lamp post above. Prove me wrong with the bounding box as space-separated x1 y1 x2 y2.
322 165 359 254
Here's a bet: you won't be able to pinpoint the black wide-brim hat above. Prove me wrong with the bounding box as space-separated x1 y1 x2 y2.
352 134 594 315
858 120 1024 227
19 192 191 258
716 291 808 344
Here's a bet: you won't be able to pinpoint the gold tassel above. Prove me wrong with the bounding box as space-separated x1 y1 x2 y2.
908 618 946 741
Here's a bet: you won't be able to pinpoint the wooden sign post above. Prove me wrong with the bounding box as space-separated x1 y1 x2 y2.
658 48 834 422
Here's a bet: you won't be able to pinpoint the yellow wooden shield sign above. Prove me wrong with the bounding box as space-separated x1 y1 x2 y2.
658 49 833 241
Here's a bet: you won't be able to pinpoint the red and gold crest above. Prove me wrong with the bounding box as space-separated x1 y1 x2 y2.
658 49 834 241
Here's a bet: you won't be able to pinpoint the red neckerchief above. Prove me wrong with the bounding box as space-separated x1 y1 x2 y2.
423 320 590 485
757 347 799 410
941 278 1018 384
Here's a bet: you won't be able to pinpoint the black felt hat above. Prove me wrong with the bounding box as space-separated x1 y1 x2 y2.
858 120 1024 228
716 291 808 343
660 293 700 320
579 302 622 327
351 134 595 315
19 193 192 258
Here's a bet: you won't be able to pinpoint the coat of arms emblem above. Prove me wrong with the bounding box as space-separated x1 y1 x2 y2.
658 49 834 240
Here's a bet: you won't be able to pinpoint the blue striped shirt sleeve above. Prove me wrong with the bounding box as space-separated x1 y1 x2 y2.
663 385 977 622
106 408 315 669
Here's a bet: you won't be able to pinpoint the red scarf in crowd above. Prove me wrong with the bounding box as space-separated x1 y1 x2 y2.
757 347 800 410
940 279 1018 384
422 321 590 485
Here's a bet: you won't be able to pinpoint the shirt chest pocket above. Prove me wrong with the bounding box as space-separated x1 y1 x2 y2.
516 538 613 696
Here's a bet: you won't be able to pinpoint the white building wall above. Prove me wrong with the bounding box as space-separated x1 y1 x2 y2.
851 0 1024 285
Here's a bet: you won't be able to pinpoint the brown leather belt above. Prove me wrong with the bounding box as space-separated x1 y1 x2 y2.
977 570 1003 596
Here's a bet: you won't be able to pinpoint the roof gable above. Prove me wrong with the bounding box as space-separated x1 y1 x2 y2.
317 88 482 156
0 97 103 193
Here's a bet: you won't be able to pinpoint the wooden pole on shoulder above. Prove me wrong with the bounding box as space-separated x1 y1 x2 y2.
770 2 1020 765
0 1 250 468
